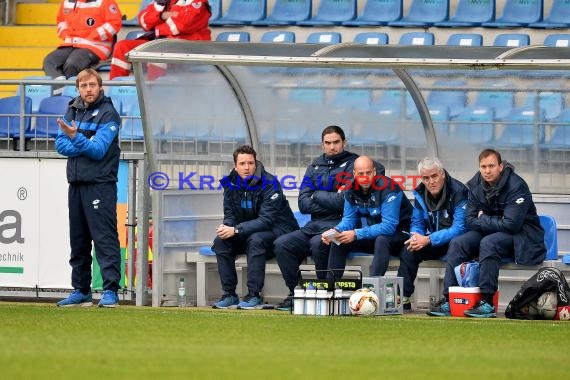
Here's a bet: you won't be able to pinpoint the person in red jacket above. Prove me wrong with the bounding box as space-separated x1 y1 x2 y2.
109 0 211 79
44 0 122 80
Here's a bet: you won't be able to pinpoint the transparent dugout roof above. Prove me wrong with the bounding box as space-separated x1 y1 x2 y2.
128 40 570 194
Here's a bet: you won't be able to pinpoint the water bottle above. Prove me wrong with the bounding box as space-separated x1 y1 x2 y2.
335 287 349 315
293 286 305 315
316 286 328 316
305 285 317 315
177 277 186 307
385 283 395 309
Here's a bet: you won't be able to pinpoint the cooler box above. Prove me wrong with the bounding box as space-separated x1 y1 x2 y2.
449 287 499 317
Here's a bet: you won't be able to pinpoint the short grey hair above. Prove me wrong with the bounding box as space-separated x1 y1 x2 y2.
418 157 444 174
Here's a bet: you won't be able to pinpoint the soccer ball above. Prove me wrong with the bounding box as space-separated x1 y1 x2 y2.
536 291 558 319
348 288 379 316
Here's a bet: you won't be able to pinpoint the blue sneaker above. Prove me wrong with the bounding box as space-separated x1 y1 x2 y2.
464 300 496 318
238 294 262 310
426 297 451 317
213 294 239 309
56 290 93 307
98 290 119 308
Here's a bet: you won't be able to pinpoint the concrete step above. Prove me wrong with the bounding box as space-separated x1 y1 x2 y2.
16 2 142 25
0 26 59 47
0 47 52 70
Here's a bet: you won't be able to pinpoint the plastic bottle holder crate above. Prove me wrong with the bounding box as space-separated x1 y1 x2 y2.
362 276 404 316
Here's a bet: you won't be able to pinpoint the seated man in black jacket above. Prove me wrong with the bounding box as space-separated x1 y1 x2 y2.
212 145 299 310
274 126 358 311
428 149 546 318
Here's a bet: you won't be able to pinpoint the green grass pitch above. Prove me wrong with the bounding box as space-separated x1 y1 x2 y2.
1 303 569 379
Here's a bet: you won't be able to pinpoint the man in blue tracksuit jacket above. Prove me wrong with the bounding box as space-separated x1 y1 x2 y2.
428 149 546 318
397 157 468 311
212 145 299 310
318 155 412 281
55 68 122 308
273 125 358 310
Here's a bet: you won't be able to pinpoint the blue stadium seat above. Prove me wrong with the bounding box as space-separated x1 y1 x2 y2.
446 33 483 47
473 81 515 121
542 108 570 149
376 83 415 118
496 107 545 148
544 34 570 48
493 33 530 47
306 32 341 44
482 0 542 28
388 0 448 27
330 79 373 110
62 76 79 98
529 0 570 29
297 0 356 26
251 0 311 26
522 89 564 121
260 31 295 43
404 105 450 146
398 32 435 46
16 76 52 113
124 30 146 40
342 0 402 26
33 95 73 138
0 96 32 137
215 31 251 42
123 0 153 26
434 0 494 27
353 32 389 45
209 0 222 22
209 0 266 26
120 106 144 141
451 106 495 145
426 80 467 118
539 215 558 260
108 76 139 116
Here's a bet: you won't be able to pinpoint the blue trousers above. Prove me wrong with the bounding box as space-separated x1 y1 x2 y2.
320 232 408 281
68 182 121 293
213 230 275 296
274 230 329 293
443 230 514 297
397 243 449 298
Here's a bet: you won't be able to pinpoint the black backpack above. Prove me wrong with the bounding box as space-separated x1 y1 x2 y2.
505 267 570 320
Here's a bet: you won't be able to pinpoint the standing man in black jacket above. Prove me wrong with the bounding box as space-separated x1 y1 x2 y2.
212 145 299 309
55 68 122 308
428 149 546 318
274 125 358 311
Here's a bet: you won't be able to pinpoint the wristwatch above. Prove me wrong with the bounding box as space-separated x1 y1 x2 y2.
234 227 239 235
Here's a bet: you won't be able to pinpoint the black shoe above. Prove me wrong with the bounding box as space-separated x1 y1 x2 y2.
402 297 412 312
276 295 293 311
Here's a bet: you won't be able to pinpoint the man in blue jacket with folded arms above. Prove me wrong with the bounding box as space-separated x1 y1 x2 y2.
319 155 412 281
428 149 546 318
397 157 468 311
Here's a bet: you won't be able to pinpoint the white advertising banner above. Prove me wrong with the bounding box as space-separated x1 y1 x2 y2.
0 158 70 289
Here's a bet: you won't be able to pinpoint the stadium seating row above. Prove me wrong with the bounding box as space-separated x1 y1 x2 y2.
216 30 570 47
202 0 569 29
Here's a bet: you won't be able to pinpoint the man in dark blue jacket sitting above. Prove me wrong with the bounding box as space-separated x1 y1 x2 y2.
274 125 358 311
428 149 546 318
319 155 413 281
397 157 468 311
212 145 299 309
